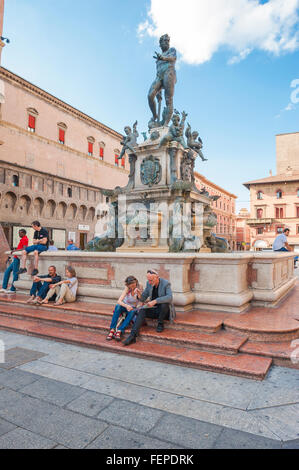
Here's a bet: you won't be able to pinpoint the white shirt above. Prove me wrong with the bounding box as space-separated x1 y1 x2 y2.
68 277 78 297
272 233 287 251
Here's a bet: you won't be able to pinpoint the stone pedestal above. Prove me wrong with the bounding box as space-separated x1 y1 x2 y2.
111 129 212 253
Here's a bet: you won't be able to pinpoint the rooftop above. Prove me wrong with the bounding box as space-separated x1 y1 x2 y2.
244 172 299 189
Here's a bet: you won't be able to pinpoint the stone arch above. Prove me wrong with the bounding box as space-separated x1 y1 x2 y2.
57 201 67 220
2 191 17 212
33 197 44 217
78 205 87 221
18 195 31 215
87 207 95 221
45 199 56 218
66 203 77 220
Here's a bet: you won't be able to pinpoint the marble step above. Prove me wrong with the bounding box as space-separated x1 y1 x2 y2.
0 302 247 354
0 313 272 380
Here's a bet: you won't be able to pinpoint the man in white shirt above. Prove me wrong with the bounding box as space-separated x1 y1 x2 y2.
272 228 291 251
273 229 298 268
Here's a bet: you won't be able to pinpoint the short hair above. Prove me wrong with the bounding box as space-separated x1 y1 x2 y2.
49 240 54 245
284 228 290 233
48 265 56 270
68 239 74 243
19 229 26 235
147 269 159 276
32 220 40 227
66 265 76 277
160 34 170 43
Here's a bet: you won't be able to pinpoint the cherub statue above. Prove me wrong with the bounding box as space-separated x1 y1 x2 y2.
185 123 208 161
118 121 139 160
159 110 188 148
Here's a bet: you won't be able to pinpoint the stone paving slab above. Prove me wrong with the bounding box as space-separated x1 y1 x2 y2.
0 347 46 370
18 377 87 407
18 359 95 387
36 348 262 409
85 424 181 449
0 417 17 437
0 388 108 448
282 439 299 449
0 427 57 449
214 427 282 449
0 369 40 391
97 399 164 434
66 391 114 417
247 381 299 410
249 404 299 441
149 413 223 449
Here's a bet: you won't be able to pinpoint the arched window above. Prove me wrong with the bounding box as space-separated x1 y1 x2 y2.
276 189 282 199
12 175 19 187
257 191 263 200
257 208 263 219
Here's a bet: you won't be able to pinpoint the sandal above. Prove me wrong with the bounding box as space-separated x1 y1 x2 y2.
106 329 115 341
114 331 122 342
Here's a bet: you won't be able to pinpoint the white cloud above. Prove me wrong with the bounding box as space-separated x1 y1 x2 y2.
138 0 299 65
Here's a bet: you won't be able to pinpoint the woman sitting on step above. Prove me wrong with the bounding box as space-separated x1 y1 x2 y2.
106 276 143 342
40 266 78 306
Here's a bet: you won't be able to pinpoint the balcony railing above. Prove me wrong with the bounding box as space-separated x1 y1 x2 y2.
246 218 273 225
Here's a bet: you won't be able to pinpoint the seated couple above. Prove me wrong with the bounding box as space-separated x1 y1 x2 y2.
27 265 78 306
106 269 174 346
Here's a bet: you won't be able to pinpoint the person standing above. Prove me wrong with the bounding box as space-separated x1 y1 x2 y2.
48 240 58 251
18 221 49 276
123 269 173 346
0 229 28 293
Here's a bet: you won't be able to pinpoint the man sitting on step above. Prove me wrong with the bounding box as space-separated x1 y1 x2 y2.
123 269 173 346
26 265 61 304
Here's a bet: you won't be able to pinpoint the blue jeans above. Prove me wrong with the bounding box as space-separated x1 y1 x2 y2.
30 281 51 299
2 258 20 291
275 248 298 263
109 304 137 332
25 244 48 254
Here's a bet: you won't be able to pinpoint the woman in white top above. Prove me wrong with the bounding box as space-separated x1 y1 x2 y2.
40 266 78 306
106 276 143 342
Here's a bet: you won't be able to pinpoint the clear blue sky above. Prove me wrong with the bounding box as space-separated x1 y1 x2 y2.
2 0 299 211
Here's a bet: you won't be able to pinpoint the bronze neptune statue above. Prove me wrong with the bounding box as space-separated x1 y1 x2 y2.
148 34 177 128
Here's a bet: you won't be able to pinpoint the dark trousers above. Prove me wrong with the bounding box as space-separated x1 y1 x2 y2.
131 303 170 337
30 281 51 299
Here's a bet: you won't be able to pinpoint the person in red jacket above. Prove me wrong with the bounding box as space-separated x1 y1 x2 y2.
0 229 28 293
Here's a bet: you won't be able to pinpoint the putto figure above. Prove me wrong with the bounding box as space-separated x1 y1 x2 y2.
185 123 208 162
148 34 177 128
118 121 139 160
160 110 188 148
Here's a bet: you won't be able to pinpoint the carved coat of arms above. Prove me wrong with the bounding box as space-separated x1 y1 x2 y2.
140 155 162 187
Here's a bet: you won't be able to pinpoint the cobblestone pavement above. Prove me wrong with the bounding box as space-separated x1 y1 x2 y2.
0 329 298 449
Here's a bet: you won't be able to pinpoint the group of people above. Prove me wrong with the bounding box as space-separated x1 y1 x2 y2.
1 221 299 347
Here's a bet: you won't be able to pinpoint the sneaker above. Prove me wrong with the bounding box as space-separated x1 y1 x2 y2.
156 322 164 333
7 290 16 294
17 268 27 275
31 269 39 276
0 288 8 293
